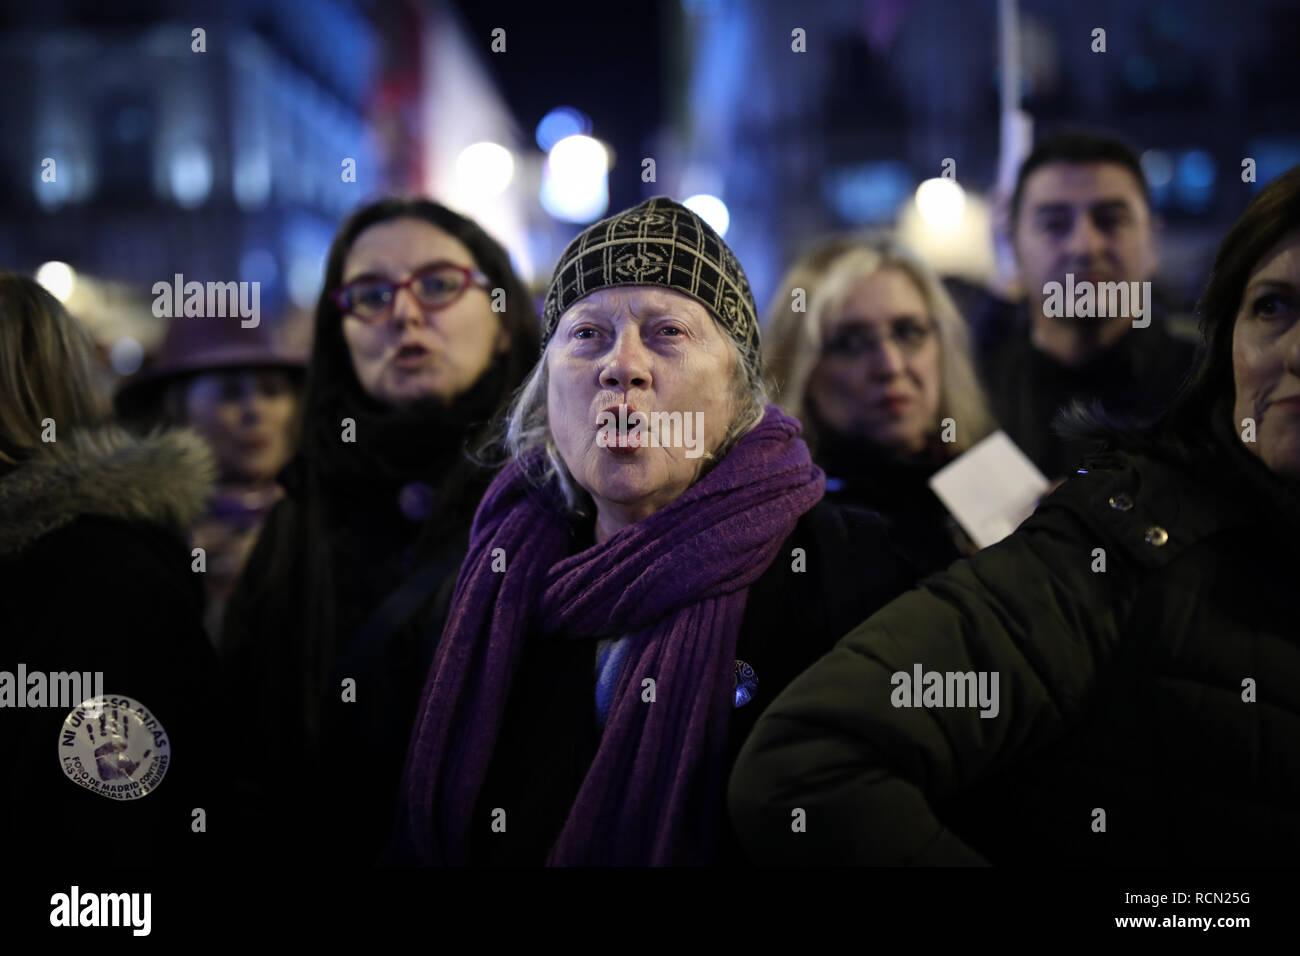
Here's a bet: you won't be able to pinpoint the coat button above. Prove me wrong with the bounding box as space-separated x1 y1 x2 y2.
1108 493 1134 511
1144 525 1169 547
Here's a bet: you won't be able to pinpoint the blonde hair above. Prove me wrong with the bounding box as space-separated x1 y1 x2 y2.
763 236 995 454
0 274 110 465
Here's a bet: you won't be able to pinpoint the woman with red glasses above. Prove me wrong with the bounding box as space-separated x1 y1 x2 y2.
221 198 539 866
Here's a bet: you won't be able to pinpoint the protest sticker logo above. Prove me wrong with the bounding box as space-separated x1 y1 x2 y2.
58 696 170 801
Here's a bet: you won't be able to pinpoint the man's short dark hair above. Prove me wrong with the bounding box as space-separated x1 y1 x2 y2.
1010 129 1151 227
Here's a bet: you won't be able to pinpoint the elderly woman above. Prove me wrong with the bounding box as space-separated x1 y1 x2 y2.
394 198 916 866
728 167 1300 866
764 236 997 573
222 197 539 865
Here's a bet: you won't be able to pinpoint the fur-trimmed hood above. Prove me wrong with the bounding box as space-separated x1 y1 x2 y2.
0 425 215 555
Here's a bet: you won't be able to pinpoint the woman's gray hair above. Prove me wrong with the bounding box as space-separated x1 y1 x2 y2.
500 320 769 517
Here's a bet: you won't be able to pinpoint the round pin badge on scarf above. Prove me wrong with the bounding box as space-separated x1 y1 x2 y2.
733 660 758 708
57 696 170 800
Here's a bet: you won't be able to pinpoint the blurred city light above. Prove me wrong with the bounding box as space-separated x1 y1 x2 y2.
540 134 610 223
233 152 273 210
1140 149 1174 188
36 261 76 302
288 253 325 309
535 107 588 153
683 194 730 237
33 154 76 209
915 178 966 229
110 337 144 376
169 142 213 208
824 162 913 224
898 189 995 284
240 249 279 289
455 142 516 198
1176 149 1216 211
1179 149 1215 188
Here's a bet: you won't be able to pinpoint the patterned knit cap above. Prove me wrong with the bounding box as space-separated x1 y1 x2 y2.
541 197 760 362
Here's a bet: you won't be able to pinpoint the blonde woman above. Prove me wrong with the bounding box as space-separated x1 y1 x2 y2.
764 236 997 572
0 272 220 866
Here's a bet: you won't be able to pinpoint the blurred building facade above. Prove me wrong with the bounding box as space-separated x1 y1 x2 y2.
0 0 538 365
0 1 383 324
671 0 1300 310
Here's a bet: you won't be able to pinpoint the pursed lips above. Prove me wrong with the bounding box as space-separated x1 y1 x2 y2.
594 403 648 451
594 402 643 427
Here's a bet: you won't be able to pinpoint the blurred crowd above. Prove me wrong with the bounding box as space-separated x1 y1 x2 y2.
2 128 1297 867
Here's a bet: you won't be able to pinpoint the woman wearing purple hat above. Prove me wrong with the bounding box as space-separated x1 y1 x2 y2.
392 197 918 866
116 318 306 643
220 198 540 866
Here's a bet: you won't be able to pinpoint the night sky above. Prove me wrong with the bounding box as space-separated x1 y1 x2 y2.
451 0 668 215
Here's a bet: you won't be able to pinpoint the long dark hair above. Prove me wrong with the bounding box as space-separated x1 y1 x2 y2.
224 199 540 739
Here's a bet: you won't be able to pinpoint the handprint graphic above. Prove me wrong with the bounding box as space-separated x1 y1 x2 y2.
83 704 152 781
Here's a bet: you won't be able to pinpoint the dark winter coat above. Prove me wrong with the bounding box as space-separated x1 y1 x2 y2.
0 426 222 866
466 499 919 866
728 405 1300 865
814 427 971 577
978 313 1197 480
220 394 498 866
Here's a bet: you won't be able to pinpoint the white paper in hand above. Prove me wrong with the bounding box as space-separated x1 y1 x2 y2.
927 431 1050 549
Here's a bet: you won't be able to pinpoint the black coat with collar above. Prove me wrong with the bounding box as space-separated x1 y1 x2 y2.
219 418 495 866
0 426 222 867
814 427 970 578
978 313 1197 480
465 498 920 865
729 408 1300 865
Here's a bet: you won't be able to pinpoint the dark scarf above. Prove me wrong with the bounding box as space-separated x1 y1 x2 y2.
810 423 963 572
290 359 507 503
244 361 509 751
398 406 825 865
814 425 949 506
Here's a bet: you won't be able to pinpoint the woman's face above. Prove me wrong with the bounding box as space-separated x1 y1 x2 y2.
547 286 738 540
807 267 942 454
184 368 297 483
339 218 508 406
1232 228 1300 479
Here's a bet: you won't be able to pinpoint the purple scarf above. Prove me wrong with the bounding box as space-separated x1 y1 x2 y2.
398 405 824 865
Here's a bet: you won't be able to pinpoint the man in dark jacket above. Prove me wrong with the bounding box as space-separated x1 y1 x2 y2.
976 129 1197 480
